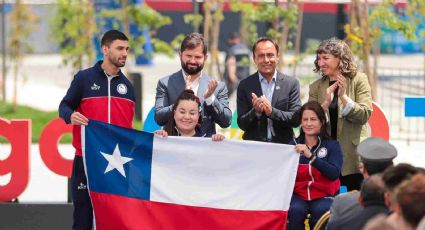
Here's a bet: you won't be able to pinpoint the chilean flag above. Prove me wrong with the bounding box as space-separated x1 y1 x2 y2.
82 120 299 230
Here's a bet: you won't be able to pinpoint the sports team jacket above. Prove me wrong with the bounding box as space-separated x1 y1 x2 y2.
289 136 343 201
59 61 135 157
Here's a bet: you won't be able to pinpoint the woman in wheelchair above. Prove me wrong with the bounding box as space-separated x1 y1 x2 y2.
288 101 343 229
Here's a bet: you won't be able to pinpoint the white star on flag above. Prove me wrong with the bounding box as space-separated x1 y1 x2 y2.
101 144 133 177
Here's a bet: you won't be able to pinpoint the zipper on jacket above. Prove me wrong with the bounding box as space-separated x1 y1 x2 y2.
307 165 314 201
107 77 111 124
307 136 322 201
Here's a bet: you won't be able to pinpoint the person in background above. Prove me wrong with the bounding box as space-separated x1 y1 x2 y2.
309 37 373 191
363 214 397 230
356 174 389 228
154 89 224 141
154 33 231 137
237 37 301 144
326 137 397 230
288 101 343 230
382 163 419 228
395 173 425 230
59 30 135 230
223 32 251 97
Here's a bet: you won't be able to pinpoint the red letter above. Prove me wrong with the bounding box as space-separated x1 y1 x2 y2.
0 118 31 201
39 118 73 177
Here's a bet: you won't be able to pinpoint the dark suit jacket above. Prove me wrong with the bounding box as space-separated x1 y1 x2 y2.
327 191 362 230
236 71 301 144
328 190 389 230
154 70 232 136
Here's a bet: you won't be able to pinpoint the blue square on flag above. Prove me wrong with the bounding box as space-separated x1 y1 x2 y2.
83 120 153 200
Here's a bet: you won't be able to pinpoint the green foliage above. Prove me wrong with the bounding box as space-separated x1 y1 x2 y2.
49 0 96 72
8 0 38 61
8 0 39 110
406 0 425 51
348 0 422 58
50 1 180 73
229 1 298 49
101 3 174 57
170 34 186 51
229 0 259 46
0 101 67 143
369 1 416 40
290 39 321 66
0 100 143 143
184 13 203 31
407 0 425 16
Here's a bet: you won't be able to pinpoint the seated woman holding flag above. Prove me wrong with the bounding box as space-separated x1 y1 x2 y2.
154 89 224 141
288 101 343 230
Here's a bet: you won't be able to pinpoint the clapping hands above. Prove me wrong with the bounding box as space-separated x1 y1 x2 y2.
251 93 272 116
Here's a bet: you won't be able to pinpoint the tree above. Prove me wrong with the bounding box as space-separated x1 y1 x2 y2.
51 0 178 75
202 0 224 79
405 0 425 72
230 1 298 70
8 0 38 112
346 0 417 100
100 1 176 59
50 0 96 73
229 0 260 47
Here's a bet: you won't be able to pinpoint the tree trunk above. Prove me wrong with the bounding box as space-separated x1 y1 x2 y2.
359 0 376 100
203 1 212 75
350 0 376 100
273 0 280 42
372 37 380 100
210 0 223 80
293 0 303 77
120 0 131 79
12 60 18 112
278 0 293 70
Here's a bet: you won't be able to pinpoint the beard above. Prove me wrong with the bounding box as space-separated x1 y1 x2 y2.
109 55 126 68
181 60 204 75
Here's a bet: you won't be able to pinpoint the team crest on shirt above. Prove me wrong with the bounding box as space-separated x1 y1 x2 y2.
317 147 328 158
117 84 127 95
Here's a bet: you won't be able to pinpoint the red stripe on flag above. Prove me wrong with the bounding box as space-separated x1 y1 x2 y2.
90 191 288 230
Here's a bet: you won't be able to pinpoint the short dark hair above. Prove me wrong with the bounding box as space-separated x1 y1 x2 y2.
396 173 425 228
363 161 394 176
360 175 386 207
164 89 202 136
297 101 331 140
252 37 279 57
180 33 207 55
101 30 128 47
382 163 418 192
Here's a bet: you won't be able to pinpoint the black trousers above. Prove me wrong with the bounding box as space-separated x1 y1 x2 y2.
71 156 93 230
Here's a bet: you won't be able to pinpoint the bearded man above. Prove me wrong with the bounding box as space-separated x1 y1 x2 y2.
154 33 232 136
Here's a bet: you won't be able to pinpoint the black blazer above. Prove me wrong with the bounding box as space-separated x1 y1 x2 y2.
236 71 301 144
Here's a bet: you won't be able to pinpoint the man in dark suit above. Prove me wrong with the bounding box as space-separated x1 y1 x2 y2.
154 33 232 136
236 37 301 144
